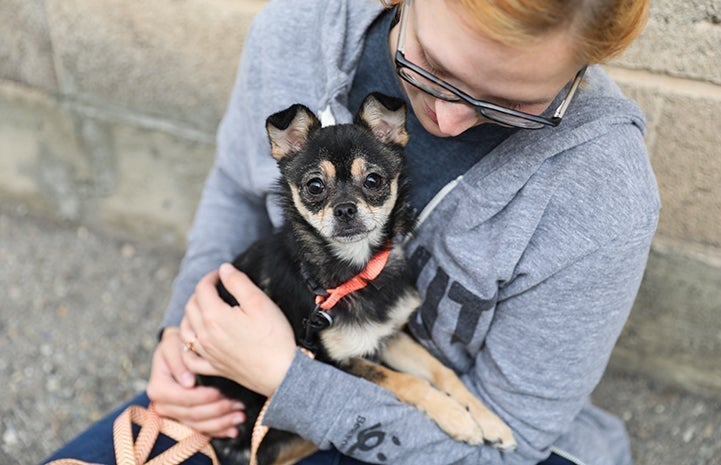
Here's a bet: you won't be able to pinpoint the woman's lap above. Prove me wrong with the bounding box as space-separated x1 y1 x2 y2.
43 392 571 465
42 392 353 465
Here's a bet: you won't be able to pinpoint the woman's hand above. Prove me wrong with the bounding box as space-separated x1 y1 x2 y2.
146 327 246 438
179 264 297 397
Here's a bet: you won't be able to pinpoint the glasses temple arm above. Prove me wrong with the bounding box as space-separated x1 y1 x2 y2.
553 66 587 119
396 0 410 53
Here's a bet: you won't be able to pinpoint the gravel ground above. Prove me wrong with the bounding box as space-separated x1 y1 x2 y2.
1 203 178 464
1 201 719 465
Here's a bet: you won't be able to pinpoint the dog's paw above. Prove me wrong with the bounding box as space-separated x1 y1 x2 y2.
465 400 517 451
423 389 486 445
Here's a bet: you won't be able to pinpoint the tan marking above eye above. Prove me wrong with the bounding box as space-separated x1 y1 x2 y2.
319 160 336 180
351 158 368 180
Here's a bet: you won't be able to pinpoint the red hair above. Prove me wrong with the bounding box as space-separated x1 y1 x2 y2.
381 0 649 64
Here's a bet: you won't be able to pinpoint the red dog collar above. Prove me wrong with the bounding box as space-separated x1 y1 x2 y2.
315 246 391 311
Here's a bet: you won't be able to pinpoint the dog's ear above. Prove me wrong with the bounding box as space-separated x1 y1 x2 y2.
356 93 409 147
266 104 321 161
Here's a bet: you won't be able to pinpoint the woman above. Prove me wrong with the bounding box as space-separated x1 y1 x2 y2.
46 0 658 464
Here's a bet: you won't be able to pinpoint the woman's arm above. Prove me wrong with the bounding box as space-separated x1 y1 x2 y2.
256 212 656 465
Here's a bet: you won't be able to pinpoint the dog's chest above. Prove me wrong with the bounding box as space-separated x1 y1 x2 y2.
318 289 421 362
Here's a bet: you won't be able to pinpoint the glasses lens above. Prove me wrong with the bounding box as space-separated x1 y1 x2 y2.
398 67 460 102
480 108 546 129
396 60 553 129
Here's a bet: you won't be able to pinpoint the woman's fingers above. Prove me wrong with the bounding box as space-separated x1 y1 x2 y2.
159 327 196 388
155 396 246 438
181 264 295 397
146 326 245 438
215 263 267 314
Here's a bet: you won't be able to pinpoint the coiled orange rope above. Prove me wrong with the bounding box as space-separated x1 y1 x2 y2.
47 404 219 465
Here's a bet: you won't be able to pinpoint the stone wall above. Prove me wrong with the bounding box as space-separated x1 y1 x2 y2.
602 0 721 396
1 0 720 395
1 0 266 243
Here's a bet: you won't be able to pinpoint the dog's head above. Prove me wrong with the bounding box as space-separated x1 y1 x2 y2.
265 93 411 263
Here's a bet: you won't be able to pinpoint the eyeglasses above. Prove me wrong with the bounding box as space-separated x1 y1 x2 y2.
394 0 587 129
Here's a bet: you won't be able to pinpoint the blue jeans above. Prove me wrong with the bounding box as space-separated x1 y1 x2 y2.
44 392 574 465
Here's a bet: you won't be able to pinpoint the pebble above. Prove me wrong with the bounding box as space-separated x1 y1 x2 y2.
76 226 90 240
3 423 19 447
691 402 707 416
682 427 695 443
121 243 136 258
46 377 61 392
701 423 714 438
41 344 53 357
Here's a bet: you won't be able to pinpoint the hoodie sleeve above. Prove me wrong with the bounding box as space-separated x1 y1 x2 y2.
160 161 273 329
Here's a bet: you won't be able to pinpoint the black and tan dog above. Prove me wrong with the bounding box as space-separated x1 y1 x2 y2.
200 93 516 465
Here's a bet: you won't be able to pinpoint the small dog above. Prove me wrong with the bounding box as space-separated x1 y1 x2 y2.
200 93 516 465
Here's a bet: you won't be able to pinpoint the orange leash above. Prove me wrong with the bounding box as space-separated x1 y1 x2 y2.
249 348 316 465
47 404 219 465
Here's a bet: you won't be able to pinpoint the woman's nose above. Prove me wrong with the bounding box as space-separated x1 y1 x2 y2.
434 99 480 136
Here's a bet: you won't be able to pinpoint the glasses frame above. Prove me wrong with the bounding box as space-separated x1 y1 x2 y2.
394 0 587 129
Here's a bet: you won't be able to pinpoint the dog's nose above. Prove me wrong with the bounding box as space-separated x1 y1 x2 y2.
333 203 357 222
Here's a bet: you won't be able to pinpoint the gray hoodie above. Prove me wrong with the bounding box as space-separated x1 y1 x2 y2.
162 1 660 464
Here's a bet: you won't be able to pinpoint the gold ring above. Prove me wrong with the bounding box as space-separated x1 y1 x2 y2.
183 336 198 354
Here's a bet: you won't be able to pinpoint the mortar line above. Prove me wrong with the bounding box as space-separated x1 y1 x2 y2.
0 78 216 145
641 93 665 160
60 95 216 145
42 0 66 96
604 66 721 100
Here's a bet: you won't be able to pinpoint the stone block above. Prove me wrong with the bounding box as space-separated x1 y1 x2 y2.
45 0 267 133
611 241 721 398
0 0 57 90
652 94 721 247
0 81 213 247
613 0 721 85
606 68 721 248
95 124 213 245
0 83 83 216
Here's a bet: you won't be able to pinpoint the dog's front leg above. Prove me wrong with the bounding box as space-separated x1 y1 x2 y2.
345 357 487 445
379 332 516 451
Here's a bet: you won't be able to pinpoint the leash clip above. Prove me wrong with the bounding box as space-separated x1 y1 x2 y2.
301 305 334 350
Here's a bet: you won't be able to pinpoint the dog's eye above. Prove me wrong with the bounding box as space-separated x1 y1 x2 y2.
363 173 383 190
306 178 325 196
